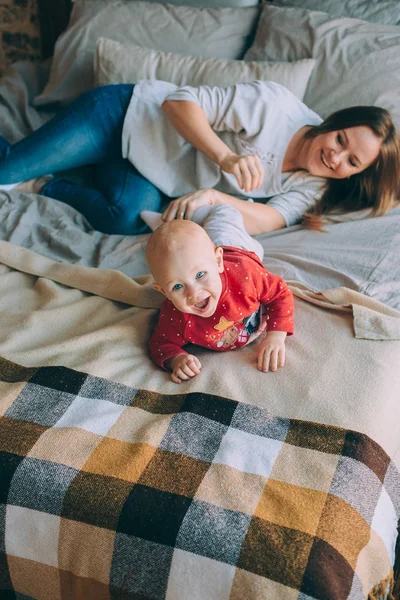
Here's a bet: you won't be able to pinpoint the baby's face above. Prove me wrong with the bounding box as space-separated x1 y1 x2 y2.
153 242 224 318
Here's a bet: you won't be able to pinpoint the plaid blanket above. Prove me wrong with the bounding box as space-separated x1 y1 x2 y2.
0 356 398 599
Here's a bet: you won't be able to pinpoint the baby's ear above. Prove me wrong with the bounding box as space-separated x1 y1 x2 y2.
215 247 224 273
152 283 166 296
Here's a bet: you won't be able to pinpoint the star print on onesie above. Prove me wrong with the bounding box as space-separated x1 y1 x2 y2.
149 247 294 370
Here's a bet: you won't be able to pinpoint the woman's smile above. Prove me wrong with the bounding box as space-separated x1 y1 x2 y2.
320 149 332 170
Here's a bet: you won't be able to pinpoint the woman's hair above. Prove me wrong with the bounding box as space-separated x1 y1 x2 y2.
302 105 400 230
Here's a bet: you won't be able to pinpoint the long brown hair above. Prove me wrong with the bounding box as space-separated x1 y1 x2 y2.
302 106 400 230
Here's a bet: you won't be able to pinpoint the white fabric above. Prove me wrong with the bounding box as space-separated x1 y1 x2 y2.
94 37 316 101
122 80 324 226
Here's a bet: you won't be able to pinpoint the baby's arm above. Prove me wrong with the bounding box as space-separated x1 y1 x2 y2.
165 354 202 384
256 271 294 372
148 305 201 383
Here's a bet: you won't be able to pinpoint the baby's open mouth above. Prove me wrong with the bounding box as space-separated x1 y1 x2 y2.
195 297 210 310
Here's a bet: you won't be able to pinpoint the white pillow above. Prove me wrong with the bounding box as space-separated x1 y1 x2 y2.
35 0 261 107
94 38 316 100
244 4 400 128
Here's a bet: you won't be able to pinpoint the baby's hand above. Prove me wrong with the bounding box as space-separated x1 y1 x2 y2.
257 331 287 373
168 353 202 384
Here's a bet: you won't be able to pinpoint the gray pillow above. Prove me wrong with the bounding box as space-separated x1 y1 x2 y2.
267 0 400 25
244 3 400 128
35 0 261 106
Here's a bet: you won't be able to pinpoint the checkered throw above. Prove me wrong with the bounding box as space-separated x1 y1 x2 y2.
0 356 398 599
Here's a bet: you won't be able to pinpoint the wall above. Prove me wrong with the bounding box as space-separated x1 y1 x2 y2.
0 0 41 75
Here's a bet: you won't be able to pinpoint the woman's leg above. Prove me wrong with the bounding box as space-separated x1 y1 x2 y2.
0 83 171 234
43 159 170 235
0 84 134 184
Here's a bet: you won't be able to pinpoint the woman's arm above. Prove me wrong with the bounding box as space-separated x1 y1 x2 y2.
162 100 264 192
162 188 286 235
214 191 286 234
162 100 233 166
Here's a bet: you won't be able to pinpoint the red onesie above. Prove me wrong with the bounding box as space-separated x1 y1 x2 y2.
149 247 294 369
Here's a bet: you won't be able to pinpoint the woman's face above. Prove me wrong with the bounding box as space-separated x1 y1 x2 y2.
304 125 382 179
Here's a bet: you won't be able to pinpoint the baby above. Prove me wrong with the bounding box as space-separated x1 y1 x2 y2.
145 205 294 383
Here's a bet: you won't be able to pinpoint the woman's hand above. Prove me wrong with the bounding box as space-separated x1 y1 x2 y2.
220 152 264 193
162 188 215 222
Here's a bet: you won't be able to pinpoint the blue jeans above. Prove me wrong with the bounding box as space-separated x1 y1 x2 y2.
0 85 169 234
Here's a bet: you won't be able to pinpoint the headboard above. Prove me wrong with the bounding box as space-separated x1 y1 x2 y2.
38 0 73 59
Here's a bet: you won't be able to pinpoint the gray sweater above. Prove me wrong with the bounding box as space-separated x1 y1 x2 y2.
122 80 325 226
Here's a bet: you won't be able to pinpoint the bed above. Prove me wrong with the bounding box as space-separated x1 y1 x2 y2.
1 0 400 598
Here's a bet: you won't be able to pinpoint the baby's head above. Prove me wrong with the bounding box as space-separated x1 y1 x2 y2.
146 220 224 318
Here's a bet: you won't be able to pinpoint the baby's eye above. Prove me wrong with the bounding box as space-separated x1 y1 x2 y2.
172 283 183 291
348 157 356 167
195 271 205 279
337 133 343 146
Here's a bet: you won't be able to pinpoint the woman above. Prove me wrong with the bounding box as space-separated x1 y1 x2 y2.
0 81 398 235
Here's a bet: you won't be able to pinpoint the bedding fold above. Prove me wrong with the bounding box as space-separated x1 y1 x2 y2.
1 236 400 340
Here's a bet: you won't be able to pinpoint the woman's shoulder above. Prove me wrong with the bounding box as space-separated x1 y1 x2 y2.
233 80 291 101
248 80 302 102
244 80 321 121
282 171 326 195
